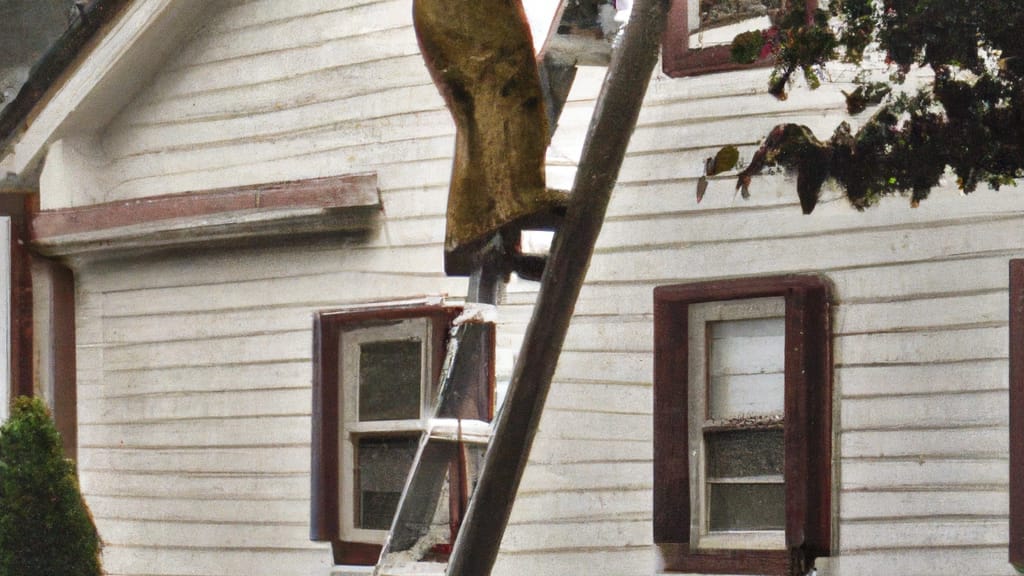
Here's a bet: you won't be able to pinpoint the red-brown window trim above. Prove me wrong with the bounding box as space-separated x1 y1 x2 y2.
662 0 818 78
30 172 378 240
0 194 35 402
1009 260 1024 570
653 275 832 575
311 302 481 566
34 258 77 460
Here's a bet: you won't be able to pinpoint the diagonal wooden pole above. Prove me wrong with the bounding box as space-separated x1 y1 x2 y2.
445 1 670 574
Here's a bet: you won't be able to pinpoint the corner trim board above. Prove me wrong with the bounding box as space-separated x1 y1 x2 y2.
1009 259 1024 569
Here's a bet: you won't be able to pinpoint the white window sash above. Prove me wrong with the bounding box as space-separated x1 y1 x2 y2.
688 297 786 551
338 318 433 543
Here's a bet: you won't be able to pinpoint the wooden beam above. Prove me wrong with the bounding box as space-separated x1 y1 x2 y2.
0 194 35 405
32 258 77 460
1010 259 1024 569
31 173 379 238
444 1 670 573
30 173 381 257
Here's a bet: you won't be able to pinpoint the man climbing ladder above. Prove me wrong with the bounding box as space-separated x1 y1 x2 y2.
376 2 670 574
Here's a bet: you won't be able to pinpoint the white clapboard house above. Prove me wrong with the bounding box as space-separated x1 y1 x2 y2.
0 1 1022 575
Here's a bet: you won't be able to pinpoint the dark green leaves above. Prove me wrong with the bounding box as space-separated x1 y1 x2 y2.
0 397 101 576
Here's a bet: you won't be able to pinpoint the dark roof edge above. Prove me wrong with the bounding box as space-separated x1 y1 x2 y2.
0 0 133 162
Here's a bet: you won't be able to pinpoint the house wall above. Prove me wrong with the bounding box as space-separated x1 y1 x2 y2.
51 1 1022 576
94 0 453 203
66 2 477 575
494 64 1020 575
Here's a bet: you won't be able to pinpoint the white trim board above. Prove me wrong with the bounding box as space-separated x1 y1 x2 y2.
0 0 209 179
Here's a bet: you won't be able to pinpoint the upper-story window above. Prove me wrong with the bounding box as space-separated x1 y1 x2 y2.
341 318 431 537
662 0 817 77
310 301 492 566
653 275 832 575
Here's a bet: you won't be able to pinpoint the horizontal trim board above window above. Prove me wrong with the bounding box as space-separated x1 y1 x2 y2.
30 172 380 257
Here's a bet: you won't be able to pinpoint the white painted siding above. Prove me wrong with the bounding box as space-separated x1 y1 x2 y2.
95 0 446 203
69 2 467 575
74 239 540 576
492 63 1023 575
54 2 1023 576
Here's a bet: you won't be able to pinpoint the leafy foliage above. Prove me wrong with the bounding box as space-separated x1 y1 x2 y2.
0 397 101 576
730 0 1024 212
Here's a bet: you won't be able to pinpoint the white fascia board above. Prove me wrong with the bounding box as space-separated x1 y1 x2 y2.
0 217 8 422
0 0 204 179
522 0 563 54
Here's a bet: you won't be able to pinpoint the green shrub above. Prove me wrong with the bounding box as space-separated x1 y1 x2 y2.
730 29 766 64
0 397 101 576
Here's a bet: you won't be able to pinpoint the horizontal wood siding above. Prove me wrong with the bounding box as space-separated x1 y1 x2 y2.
75 252 508 575
95 0 443 203
493 63 1023 576
67 3 1023 575
69 2 493 575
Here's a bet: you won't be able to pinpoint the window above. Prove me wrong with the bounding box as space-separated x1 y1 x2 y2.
1010 260 1024 570
341 319 429 540
310 300 493 566
662 0 818 78
653 276 831 575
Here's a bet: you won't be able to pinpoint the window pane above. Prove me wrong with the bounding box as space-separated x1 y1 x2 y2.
708 316 784 420
356 436 419 530
699 0 781 30
706 428 784 479
708 483 785 531
359 340 422 421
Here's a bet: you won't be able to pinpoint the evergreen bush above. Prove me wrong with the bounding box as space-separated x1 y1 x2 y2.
0 396 101 576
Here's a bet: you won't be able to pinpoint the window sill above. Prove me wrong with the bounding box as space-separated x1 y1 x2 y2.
657 543 793 575
696 530 785 551
374 560 447 576
662 43 774 78
30 172 380 258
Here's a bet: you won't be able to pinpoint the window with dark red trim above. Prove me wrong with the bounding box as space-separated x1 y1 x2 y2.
1009 260 1024 571
310 301 493 566
662 0 817 78
653 275 831 575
